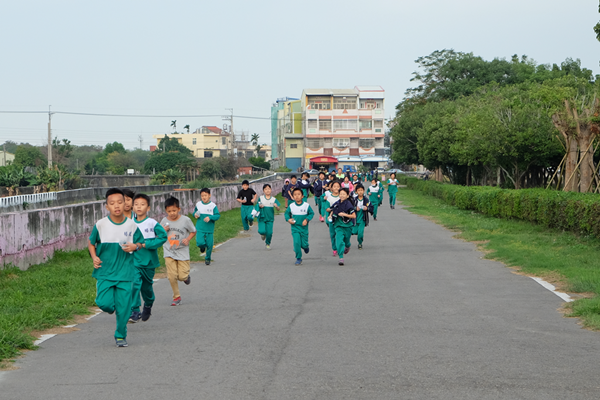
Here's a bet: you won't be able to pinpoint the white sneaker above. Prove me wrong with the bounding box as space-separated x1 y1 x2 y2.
266 244 271 250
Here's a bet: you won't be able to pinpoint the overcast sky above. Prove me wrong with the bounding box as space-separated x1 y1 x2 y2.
0 0 598 150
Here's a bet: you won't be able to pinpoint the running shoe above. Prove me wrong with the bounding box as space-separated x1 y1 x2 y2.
141 305 152 322
115 338 128 347
320 216 325 222
303 247 309 254
266 244 271 250
171 297 182 306
358 244 363 250
295 259 302 265
200 246 206 253
249 219 254 227
261 235 266 241
338 259 345 266
128 311 141 323
333 250 338 257
184 275 191 285
205 259 211 265
344 247 350 255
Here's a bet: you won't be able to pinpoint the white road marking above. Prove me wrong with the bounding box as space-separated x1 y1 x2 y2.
33 334 57 346
530 277 574 302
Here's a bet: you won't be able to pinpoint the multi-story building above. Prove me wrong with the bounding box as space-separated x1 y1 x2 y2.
301 86 387 171
152 126 232 158
275 99 304 171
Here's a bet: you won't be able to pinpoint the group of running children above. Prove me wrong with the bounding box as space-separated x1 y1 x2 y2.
88 172 398 348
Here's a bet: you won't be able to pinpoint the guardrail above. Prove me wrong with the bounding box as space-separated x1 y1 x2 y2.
0 192 58 208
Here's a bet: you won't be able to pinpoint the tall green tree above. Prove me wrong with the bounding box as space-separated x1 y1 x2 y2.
184 124 190 133
595 1 600 42
13 144 47 168
171 120 177 132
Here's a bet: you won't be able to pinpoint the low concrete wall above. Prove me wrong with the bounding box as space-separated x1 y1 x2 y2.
0 180 284 270
80 175 151 188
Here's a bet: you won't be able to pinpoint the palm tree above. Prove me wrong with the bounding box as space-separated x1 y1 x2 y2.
171 120 177 132
251 133 259 146
184 124 190 134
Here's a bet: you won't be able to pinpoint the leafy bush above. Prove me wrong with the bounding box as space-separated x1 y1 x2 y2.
248 157 270 170
183 178 220 189
400 177 600 237
275 166 291 172
150 169 185 184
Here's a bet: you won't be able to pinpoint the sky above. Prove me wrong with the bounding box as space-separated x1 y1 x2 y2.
0 0 598 150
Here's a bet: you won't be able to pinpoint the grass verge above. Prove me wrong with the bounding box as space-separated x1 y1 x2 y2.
397 188 600 330
0 205 250 365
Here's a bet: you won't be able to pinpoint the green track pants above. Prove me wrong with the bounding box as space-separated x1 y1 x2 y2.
328 221 337 251
291 228 309 259
241 205 254 230
197 232 214 261
352 222 365 245
131 267 156 312
95 279 132 339
258 220 274 245
389 192 397 206
335 225 352 258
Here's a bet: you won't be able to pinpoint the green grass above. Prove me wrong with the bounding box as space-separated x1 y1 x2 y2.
397 188 600 330
0 205 250 364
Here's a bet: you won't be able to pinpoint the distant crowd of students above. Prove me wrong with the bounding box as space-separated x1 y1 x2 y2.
87 170 398 347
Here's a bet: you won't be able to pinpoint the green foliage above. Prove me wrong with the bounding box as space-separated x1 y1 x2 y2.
275 166 292 172
13 145 46 168
155 135 192 156
595 1 600 42
33 164 81 191
248 156 270 170
103 142 126 156
144 151 195 175
0 165 35 188
400 176 600 238
182 178 221 189
150 169 185 184
196 157 238 181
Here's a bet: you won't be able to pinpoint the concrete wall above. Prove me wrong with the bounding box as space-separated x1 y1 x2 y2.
0 179 284 270
81 175 151 188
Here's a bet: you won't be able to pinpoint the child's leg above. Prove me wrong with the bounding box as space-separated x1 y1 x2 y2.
300 226 309 250
139 268 156 307
130 268 143 313
258 219 266 236
114 280 132 339
328 222 337 251
392 192 397 205
95 279 116 314
241 205 251 230
205 234 214 261
357 223 365 245
343 227 352 249
335 226 345 259
178 260 190 281
197 232 207 251
373 202 379 219
165 257 180 300
292 230 302 259
265 221 273 245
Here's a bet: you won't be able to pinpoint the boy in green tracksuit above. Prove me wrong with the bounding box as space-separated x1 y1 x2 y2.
88 188 145 348
352 184 371 249
324 180 341 256
387 172 398 209
194 188 221 265
129 194 168 323
331 188 356 266
254 183 281 250
367 178 382 220
285 188 314 265
236 180 257 231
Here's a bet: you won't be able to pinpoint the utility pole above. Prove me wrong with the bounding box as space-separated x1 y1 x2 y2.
138 135 143 149
48 105 53 168
223 108 234 153
3 143 6 166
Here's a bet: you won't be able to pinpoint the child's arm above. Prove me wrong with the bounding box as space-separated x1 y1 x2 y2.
274 198 281 210
181 231 196 246
304 205 315 224
252 192 258 204
208 207 221 222
143 223 168 250
87 242 102 268
284 205 294 224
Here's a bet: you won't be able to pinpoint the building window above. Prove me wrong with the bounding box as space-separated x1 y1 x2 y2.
349 148 360 156
375 148 385 156
359 120 372 130
319 120 331 131
308 119 318 129
306 139 323 149
204 151 213 158
222 137 226 145
193 138 197 145
333 138 350 149
308 96 331 110
333 97 357 110
333 119 357 130
324 148 333 156
359 139 375 149
290 144 298 149
374 119 384 128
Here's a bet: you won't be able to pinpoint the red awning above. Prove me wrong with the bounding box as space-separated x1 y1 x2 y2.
309 156 338 163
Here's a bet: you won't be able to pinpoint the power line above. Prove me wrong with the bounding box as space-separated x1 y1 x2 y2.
0 110 272 120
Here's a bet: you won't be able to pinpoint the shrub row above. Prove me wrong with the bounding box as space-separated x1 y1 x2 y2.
399 177 600 237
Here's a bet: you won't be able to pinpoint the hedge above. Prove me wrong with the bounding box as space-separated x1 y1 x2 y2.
399 177 600 237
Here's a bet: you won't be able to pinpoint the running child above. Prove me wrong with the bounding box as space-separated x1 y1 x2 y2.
284 187 314 265
341 176 354 194
129 193 168 323
352 184 372 249
297 172 313 202
286 175 298 201
88 188 145 347
237 180 257 231
312 171 327 222
254 183 280 250
367 178 382 220
282 178 291 208
387 173 398 209
122 188 136 220
194 188 221 265
330 188 356 266
324 180 341 256
160 197 196 306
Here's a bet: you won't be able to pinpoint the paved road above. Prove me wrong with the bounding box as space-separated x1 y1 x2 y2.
2 199 600 399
